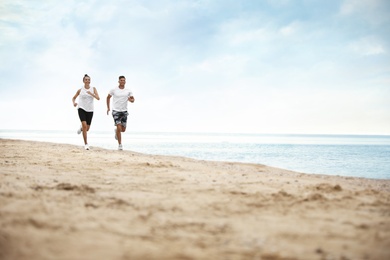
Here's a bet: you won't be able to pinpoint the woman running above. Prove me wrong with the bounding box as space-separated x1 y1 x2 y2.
72 74 100 150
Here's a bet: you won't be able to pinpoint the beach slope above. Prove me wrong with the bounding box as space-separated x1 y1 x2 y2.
1 139 389 260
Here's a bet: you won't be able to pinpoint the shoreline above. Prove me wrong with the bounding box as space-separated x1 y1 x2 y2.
1 131 390 180
1 139 390 259
1 136 389 181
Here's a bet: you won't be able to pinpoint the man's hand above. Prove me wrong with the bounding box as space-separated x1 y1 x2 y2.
128 96 135 103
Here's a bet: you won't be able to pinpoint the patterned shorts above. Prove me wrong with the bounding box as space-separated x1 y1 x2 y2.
112 110 128 127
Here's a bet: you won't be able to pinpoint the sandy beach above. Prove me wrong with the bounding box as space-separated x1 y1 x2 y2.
0 139 389 260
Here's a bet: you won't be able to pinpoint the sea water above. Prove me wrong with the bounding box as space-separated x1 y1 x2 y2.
1 130 389 180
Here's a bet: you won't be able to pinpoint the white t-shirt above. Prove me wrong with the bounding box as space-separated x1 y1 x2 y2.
78 86 95 112
109 87 133 112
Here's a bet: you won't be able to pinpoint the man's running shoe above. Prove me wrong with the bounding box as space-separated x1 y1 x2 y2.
77 126 82 135
118 144 123 150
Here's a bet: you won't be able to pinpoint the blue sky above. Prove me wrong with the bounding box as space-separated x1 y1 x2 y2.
1 0 389 134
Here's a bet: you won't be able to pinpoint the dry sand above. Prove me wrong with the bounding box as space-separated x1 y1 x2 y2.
0 139 389 260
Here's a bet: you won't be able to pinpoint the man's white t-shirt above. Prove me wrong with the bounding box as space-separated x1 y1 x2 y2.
109 87 133 112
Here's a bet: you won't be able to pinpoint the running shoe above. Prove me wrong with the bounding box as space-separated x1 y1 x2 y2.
84 144 90 150
114 129 118 140
118 144 123 150
77 126 82 135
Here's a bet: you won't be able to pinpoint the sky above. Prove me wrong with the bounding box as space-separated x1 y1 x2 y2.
1 0 389 135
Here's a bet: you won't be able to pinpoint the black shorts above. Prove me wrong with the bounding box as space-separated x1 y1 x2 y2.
78 108 93 125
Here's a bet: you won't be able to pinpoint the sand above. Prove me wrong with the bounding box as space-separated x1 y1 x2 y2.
0 139 389 260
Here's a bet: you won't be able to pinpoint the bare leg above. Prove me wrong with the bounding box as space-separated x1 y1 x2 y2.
81 121 90 145
116 124 122 145
116 124 126 145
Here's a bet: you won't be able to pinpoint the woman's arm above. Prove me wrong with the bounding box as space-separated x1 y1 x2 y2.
92 87 100 100
87 87 100 100
72 89 81 107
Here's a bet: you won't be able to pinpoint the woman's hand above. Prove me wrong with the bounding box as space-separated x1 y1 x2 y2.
87 90 100 100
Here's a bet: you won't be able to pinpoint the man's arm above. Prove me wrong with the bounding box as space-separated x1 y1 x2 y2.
128 96 135 103
106 94 112 115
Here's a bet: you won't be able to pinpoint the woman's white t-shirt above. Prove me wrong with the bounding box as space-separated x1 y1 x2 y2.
109 88 133 112
78 87 95 112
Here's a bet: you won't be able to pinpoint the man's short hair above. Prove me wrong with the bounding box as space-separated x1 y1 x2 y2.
119 75 126 80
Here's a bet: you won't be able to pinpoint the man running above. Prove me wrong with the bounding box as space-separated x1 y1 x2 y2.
106 75 135 150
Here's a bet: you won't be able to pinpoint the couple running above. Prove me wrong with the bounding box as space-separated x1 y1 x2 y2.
71 74 135 150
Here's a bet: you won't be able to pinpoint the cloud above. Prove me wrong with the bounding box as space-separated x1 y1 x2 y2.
340 0 381 15
349 36 386 56
279 21 301 36
339 0 390 25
